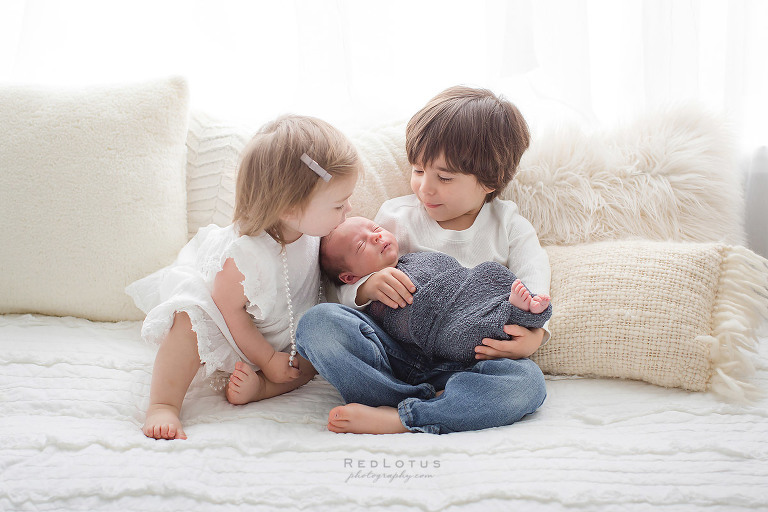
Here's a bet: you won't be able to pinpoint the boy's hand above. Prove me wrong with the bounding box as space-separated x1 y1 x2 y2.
260 351 301 383
475 325 544 360
357 267 416 308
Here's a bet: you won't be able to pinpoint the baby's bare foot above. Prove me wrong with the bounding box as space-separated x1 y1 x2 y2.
327 403 409 434
226 361 267 405
509 279 550 314
529 293 551 314
508 279 533 310
143 404 187 440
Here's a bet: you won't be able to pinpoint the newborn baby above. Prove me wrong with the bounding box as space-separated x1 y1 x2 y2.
320 217 552 364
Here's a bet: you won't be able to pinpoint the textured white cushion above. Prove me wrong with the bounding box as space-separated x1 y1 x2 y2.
533 241 768 400
185 111 248 239
0 78 189 321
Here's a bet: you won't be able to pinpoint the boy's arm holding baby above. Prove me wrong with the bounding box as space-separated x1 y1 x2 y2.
476 215 551 360
476 324 546 360
354 253 547 360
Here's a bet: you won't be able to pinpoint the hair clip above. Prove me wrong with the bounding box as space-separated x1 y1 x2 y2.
300 153 332 182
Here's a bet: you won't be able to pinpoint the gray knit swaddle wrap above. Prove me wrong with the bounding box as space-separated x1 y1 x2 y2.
366 252 552 364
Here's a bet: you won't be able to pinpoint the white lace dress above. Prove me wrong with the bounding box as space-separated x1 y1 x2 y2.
126 224 321 381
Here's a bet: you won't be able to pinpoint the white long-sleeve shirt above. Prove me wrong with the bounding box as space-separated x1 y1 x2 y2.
338 194 552 344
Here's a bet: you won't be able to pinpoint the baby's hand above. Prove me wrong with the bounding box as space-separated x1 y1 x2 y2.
261 351 301 383
357 267 416 308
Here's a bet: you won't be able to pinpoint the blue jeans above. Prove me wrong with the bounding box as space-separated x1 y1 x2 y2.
296 303 547 434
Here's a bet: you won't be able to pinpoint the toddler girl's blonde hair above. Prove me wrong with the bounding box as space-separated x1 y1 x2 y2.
234 115 360 244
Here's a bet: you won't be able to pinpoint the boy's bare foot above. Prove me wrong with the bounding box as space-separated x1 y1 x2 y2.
143 404 187 440
508 279 550 314
327 403 410 434
226 361 267 405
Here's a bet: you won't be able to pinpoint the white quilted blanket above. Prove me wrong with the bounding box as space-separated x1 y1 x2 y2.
1 314 766 511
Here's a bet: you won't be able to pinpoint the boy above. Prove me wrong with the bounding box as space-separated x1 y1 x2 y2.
320 216 551 364
296 86 550 434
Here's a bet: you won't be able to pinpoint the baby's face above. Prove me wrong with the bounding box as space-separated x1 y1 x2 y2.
327 216 399 279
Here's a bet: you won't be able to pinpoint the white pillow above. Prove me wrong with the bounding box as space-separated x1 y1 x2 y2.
0 78 190 321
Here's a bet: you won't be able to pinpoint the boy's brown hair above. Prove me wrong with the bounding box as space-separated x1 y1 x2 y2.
405 86 530 201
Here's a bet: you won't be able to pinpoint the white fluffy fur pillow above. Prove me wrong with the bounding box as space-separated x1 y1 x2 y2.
0 78 189 321
506 105 745 246
534 241 768 400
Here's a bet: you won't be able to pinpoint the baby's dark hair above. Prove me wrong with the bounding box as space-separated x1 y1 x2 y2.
319 230 346 286
406 86 530 201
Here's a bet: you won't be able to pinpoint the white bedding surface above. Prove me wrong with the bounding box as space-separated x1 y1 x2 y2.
1 314 766 512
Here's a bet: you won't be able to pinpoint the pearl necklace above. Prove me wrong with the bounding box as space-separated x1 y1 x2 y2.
280 247 322 368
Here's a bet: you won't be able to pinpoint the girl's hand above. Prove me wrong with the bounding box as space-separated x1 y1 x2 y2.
261 351 301 383
357 267 416 308
475 325 544 360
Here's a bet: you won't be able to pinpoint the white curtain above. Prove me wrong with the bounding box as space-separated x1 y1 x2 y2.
1 0 766 249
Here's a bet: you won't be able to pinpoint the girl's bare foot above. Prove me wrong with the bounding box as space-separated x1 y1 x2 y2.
226 361 267 405
508 279 550 314
143 404 187 440
327 403 409 434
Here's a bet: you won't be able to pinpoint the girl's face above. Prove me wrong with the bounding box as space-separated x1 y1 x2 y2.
280 174 357 243
410 153 494 231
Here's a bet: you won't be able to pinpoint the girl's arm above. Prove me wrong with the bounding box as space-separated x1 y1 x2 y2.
211 258 301 383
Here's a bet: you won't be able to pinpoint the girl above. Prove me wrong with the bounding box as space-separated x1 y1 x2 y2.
126 115 360 440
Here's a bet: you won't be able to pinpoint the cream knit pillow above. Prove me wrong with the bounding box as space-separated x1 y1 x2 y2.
0 78 189 321
534 241 768 400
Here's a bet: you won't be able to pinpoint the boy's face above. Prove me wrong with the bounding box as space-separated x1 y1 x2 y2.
325 216 399 284
410 153 494 229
